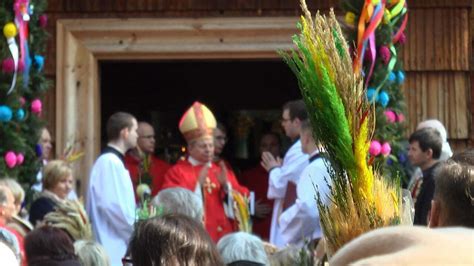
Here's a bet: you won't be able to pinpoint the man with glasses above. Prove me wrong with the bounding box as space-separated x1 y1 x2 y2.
125 122 170 197
261 99 309 247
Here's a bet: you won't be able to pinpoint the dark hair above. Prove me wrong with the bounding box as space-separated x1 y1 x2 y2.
129 213 223 266
106 112 135 141
216 122 227 135
409 127 443 159
25 225 79 266
451 149 474 166
283 99 308 121
434 161 474 227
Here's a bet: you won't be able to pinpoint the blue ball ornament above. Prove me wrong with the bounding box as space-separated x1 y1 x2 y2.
34 55 45 71
35 144 43 157
378 90 390 107
397 71 405 84
366 88 377 103
388 71 396 83
387 158 393 165
398 152 407 163
16 109 25 120
0 105 13 122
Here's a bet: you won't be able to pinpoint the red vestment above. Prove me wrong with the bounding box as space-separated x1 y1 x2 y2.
124 154 170 196
240 164 274 240
161 158 249 242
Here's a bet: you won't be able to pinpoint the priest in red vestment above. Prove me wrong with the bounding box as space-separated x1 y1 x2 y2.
125 122 170 197
161 102 249 242
241 132 280 240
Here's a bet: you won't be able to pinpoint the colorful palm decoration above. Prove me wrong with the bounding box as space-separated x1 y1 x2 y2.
279 1 402 254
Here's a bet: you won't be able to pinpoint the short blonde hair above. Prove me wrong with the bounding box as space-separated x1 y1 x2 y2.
0 178 24 206
42 160 73 190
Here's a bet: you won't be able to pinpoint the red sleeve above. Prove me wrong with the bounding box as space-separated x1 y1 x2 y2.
227 167 249 196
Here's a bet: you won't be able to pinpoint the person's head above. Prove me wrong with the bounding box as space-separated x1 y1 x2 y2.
259 132 281 158
451 149 474 166
217 232 269 266
152 187 204 223
429 161 474 228
25 225 80 266
39 127 52 161
299 119 318 155
417 119 453 160
136 122 155 154
106 112 138 150
408 127 442 170
188 137 214 163
129 213 223 266
0 185 15 224
74 240 110 266
0 178 24 215
42 160 74 200
268 245 300 266
281 100 308 140
214 122 228 157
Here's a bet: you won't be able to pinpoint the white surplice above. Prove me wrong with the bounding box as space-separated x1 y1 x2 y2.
278 152 331 247
86 152 136 266
267 140 308 247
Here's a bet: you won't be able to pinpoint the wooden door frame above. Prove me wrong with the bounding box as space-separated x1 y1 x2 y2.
55 17 297 195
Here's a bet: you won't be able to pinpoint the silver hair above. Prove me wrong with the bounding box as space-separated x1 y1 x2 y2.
217 232 269 265
152 187 204 223
74 240 110 266
0 186 10 205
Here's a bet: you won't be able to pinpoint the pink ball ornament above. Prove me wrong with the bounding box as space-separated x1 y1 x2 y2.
39 15 48 28
397 113 405 123
4 151 17 168
16 153 24 165
381 142 392 156
398 32 406 45
19 97 26 106
2 58 15 73
17 60 25 72
384 109 396 123
379 46 391 64
31 99 42 114
369 140 382 156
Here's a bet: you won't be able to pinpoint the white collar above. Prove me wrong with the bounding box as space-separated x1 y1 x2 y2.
107 143 125 155
188 156 212 167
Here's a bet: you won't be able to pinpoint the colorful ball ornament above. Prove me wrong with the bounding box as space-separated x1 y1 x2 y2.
2 58 15 74
3 22 17 38
398 32 406 45
16 153 24 165
387 158 393 165
34 55 44 71
17 60 25 72
397 113 405 123
0 105 13 122
397 71 405 84
31 99 42 114
16 109 25 120
35 144 43 157
136 184 151 199
384 109 396 123
381 142 391 156
379 46 391 64
4 151 17 168
39 14 48 28
378 91 390 107
19 97 26 106
398 152 407 163
369 140 382 156
366 88 377 103
388 71 396 83
345 12 356 26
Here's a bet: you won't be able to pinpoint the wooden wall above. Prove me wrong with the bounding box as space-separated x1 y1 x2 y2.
42 0 473 153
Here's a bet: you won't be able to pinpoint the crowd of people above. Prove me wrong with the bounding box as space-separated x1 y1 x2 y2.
0 100 473 265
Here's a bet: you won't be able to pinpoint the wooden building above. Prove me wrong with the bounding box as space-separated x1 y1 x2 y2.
41 0 473 194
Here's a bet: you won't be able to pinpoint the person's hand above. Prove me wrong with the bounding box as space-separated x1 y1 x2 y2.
198 164 210 186
217 161 229 187
261 151 282 172
254 199 272 218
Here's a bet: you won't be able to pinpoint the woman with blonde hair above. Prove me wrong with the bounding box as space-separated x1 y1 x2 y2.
29 160 75 227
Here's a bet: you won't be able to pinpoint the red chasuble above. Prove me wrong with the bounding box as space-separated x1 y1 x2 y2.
124 154 170 197
161 158 249 242
241 164 274 240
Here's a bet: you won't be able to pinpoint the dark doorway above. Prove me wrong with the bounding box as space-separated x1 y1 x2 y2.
100 59 300 168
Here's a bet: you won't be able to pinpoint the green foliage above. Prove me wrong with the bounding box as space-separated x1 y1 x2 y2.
0 0 50 189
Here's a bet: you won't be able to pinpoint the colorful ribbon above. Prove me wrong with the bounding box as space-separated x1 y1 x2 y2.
14 0 31 88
